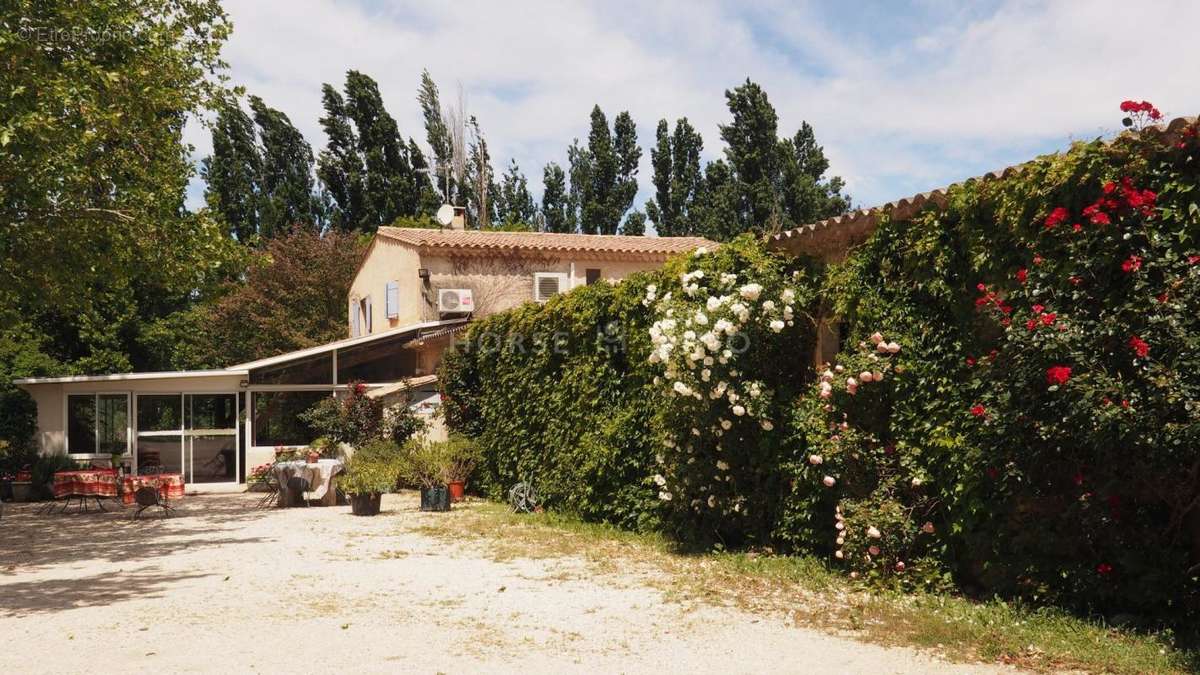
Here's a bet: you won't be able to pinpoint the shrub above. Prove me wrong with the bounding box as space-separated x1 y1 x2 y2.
300 380 425 449
440 434 481 483
339 438 403 495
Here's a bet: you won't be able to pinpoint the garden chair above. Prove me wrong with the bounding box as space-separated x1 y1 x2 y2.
254 464 283 509
131 486 175 519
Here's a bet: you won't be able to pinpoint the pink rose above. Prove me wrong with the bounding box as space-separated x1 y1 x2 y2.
822 476 836 487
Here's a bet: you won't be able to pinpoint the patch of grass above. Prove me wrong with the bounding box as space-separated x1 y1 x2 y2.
410 500 1197 674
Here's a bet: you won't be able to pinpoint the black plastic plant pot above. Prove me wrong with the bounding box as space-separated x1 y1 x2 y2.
419 484 451 512
349 492 382 516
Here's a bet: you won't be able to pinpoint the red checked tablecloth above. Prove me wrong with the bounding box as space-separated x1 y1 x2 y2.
52 469 119 499
121 474 186 506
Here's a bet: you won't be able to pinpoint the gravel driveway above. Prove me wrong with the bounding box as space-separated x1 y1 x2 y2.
0 493 1008 674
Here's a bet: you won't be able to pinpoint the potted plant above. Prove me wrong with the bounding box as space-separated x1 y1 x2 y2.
399 439 451 512
440 435 480 503
339 455 398 516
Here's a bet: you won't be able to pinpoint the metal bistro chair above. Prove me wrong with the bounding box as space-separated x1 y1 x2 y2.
254 463 283 509
131 485 176 520
286 476 312 507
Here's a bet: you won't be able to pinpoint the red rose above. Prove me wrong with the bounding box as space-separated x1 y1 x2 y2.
1044 207 1069 229
1069 275 1082 285
1033 254 1043 265
1097 563 1113 576
1016 268 1028 284
1102 180 1117 194
1072 223 1082 233
1188 255 1200 265
1157 292 1169 303
1040 312 1056 326
1121 255 1143 273
1046 365 1072 386
1031 304 1045 314
966 357 976 367
1025 319 1037 331
1128 335 1150 358
970 404 986 418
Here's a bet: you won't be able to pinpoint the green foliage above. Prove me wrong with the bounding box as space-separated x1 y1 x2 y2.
541 163 570 233
646 117 705 236
299 380 424 449
440 267 667 530
567 106 642 235
340 438 402 495
396 437 451 489
495 159 537 227
440 434 481 483
30 453 79 499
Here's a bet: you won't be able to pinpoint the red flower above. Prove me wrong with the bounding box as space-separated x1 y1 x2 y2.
1046 365 1072 386
1040 312 1056 326
1097 563 1114 576
1072 223 1082 233
1016 268 1028 284
965 357 976 367
976 282 987 292
1128 335 1150 358
1044 207 1069 229
1188 255 1200 265
1025 319 1037 331
1033 254 1044 266
986 467 999 480
1157 292 1169 303
1073 471 1085 486
1121 255 1143 273
970 404 987 418
1031 304 1045 314
1069 275 1083 286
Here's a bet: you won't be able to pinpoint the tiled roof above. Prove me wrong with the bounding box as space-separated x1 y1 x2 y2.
768 116 1198 259
377 227 714 259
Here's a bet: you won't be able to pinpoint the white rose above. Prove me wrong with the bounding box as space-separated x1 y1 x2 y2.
822 475 836 487
866 526 882 539
738 283 763 301
760 420 774 431
782 289 795 303
716 460 729 471
720 419 732 430
732 404 746 417
769 319 785 332
672 381 692 396
653 474 667 486
762 300 776 311
658 491 673 501
706 296 721 311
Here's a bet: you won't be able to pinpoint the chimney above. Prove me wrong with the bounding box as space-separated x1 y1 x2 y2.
450 206 467 231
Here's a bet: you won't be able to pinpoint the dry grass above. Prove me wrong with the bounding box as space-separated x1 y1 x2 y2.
412 500 1197 674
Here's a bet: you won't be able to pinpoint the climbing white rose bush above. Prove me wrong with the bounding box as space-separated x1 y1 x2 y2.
642 239 816 545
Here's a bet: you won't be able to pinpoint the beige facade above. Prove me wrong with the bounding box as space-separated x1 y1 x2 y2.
348 228 714 337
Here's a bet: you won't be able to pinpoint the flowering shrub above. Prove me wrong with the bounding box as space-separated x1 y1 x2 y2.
645 239 816 545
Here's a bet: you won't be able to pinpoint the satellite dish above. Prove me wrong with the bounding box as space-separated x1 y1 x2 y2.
436 204 455 227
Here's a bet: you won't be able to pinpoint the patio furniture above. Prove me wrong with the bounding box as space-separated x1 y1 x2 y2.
131 486 176 519
252 463 283 509
121 473 185 507
286 476 312 507
39 469 119 514
271 459 343 507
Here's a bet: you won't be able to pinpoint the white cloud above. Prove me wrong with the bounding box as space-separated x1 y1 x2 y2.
187 0 1200 214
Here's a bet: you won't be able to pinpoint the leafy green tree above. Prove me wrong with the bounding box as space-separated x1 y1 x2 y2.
621 209 647 236
693 159 742 241
464 115 497 228
541 162 570 233
495 159 537 227
565 139 590 233
317 83 368 232
418 68 456 204
714 79 849 238
571 106 641 235
248 95 321 236
203 101 262 241
645 117 705 236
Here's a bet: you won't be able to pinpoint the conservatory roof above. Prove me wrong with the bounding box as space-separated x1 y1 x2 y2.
767 115 1198 259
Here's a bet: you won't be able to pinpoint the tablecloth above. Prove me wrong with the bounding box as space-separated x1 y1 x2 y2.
272 459 343 505
121 473 186 506
51 469 119 499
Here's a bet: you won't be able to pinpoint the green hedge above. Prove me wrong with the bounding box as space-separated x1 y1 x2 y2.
442 118 1200 623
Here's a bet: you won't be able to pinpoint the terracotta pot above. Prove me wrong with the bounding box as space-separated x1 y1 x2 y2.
306 451 320 464
447 480 465 502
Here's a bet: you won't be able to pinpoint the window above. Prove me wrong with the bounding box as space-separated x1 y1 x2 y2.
585 268 602 285
351 299 360 337
67 393 129 455
249 352 333 385
533 272 569 302
336 332 419 383
252 391 330 447
357 296 372 335
385 281 399 318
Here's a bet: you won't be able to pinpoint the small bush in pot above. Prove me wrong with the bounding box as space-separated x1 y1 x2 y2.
440 434 480 503
399 438 452 512
339 439 402 516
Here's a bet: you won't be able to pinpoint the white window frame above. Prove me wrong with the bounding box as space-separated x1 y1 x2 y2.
63 392 131 458
533 272 569 303
385 281 399 318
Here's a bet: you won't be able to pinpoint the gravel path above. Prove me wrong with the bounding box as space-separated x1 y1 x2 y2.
0 493 1009 674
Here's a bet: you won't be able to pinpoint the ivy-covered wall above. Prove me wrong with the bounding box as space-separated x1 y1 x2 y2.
441 117 1200 622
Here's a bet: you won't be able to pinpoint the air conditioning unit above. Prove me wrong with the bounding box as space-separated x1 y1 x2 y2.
437 288 474 314
533 272 569 303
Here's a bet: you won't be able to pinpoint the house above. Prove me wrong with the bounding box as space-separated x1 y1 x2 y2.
14 222 713 491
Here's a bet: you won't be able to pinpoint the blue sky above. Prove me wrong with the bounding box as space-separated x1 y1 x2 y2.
186 0 1200 225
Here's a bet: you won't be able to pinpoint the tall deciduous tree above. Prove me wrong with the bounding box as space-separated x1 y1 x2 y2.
248 95 321 236
0 0 241 378
317 84 367 232
621 209 647 236
571 105 641 235
203 101 262 241
541 162 570 233
464 115 496 228
495 160 537 227
418 68 456 204
645 117 705 236
711 79 849 238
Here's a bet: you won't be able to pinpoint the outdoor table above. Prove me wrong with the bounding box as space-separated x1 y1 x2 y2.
121 473 186 506
43 469 119 513
272 459 344 507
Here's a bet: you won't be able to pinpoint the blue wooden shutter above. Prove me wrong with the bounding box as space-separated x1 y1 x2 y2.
386 281 399 318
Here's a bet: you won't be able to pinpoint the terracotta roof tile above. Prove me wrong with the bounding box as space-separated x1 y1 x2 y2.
377 227 714 259
768 116 1198 259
